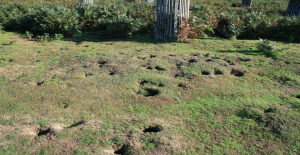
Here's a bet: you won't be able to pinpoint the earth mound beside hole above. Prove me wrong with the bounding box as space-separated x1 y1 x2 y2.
143 125 163 133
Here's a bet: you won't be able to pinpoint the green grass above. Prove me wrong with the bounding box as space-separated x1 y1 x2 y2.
0 31 299 154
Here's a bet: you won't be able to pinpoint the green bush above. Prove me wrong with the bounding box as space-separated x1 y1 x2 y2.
239 11 273 39
2 3 80 37
105 16 139 38
0 1 299 41
216 12 243 39
256 38 286 59
272 17 300 42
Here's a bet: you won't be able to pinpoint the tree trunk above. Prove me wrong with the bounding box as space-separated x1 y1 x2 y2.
285 0 300 16
79 0 93 4
242 0 252 7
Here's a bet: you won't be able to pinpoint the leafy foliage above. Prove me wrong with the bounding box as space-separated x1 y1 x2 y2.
256 38 286 59
0 0 299 41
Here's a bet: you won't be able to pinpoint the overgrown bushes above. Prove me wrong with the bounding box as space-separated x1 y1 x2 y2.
0 2 155 38
0 1 299 41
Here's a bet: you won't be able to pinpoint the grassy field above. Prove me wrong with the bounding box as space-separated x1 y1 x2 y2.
0 0 300 154
1 24 300 155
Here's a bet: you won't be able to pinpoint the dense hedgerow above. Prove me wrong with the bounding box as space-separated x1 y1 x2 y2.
0 2 155 38
0 1 299 41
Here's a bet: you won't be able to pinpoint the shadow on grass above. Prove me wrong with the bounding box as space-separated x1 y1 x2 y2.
216 49 265 56
67 120 85 128
62 32 165 45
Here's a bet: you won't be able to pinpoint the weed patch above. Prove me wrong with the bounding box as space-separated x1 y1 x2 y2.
113 136 123 146
5 134 16 140
74 149 89 155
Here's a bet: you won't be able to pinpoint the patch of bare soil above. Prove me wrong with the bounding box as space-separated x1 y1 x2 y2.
8 38 33 45
0 64 36 81
0 122 65 139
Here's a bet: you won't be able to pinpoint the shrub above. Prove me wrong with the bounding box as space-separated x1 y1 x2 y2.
215 11 243 39
239 11 273 39
105 16 140 38
272 17 300 42
256 38 286 59
2 3 80 37
0 1 299 41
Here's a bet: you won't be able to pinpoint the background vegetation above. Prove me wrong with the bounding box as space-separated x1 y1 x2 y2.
0 0 299 41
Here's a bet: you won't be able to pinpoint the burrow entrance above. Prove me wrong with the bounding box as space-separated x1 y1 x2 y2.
201 71 211 75
188 59 198 63
139 80 165 87
37 127 52 136
137 88 160 97
109 71 116 75
231 68 245 77
178 83 189 90
98 60 108 67
143 125 163 133
214 69 223 75
154 66 166 71
114 145 132 155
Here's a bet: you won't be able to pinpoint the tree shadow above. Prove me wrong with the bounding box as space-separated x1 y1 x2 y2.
216 49 265 56
62 32 165 45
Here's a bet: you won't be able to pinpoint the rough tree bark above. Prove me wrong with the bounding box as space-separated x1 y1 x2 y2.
285 0 300 16
79 0 93 4
242 0 252 7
